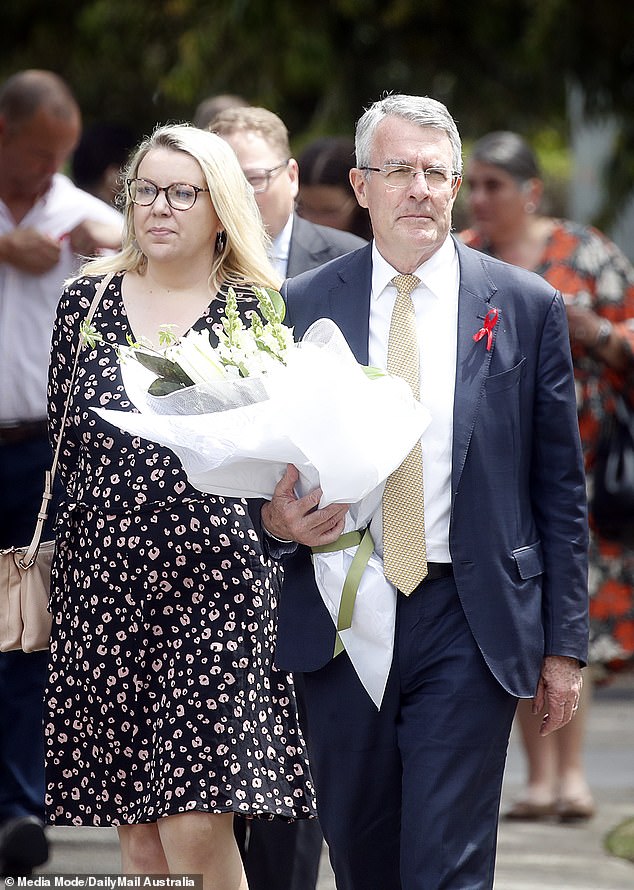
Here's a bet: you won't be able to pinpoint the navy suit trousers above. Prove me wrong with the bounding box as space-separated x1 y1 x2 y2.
300 576 518 890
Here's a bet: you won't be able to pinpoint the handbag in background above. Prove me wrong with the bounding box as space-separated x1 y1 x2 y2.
591 391 634 545
0 272 115 652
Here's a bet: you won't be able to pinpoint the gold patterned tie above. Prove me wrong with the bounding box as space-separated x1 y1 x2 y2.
382 274 428 595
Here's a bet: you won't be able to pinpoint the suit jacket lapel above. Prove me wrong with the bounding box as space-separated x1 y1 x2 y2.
452 240 499 493
321 244 373 365
287 214 332 278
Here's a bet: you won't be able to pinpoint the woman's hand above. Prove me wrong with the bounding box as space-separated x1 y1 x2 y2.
564 302 606 348
564 300 629 369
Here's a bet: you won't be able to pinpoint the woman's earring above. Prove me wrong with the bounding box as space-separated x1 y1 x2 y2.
215 230 227 254
525 201 536 214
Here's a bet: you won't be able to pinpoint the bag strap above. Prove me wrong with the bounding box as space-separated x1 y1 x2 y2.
19 272 116 568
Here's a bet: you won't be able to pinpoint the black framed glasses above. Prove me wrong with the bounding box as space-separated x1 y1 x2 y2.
243 161 289 194
127 178 210 211
358 165 460 191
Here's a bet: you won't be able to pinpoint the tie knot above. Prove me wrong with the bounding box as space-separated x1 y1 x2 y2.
392 274 420 297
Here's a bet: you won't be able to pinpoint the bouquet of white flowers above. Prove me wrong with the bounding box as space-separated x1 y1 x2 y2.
115 286 294 393
94 287 430 706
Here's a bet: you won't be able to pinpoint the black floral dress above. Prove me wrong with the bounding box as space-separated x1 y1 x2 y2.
45 272 316 827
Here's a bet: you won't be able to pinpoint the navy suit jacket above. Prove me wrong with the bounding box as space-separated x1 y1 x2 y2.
275 237 589 698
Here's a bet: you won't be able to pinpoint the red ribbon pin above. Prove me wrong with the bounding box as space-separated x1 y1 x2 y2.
473 307 499 351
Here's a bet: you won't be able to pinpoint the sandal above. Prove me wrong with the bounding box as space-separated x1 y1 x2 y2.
503 799 556 821
555 795 596 823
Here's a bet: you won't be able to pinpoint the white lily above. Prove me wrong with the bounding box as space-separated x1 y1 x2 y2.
166 330 227 384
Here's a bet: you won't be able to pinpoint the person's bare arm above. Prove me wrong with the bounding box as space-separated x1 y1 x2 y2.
565 302 630 370
67 218 122 255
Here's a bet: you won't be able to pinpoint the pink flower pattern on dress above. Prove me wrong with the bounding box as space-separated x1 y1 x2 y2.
45 274 316 826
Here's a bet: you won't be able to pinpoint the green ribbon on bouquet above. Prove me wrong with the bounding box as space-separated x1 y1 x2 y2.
312 527 375 658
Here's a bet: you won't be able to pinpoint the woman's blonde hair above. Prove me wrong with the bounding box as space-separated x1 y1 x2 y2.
81 123 281 291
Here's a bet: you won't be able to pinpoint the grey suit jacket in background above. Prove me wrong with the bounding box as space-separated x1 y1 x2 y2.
286 213 367 277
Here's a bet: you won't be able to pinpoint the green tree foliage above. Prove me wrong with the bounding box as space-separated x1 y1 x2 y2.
1 0 632 223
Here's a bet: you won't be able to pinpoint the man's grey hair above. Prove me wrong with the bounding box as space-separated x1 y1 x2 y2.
355 94 462 174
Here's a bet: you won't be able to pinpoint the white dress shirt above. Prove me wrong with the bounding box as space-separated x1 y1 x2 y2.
268 213 293 278
0 173 122 423
368 235 460 562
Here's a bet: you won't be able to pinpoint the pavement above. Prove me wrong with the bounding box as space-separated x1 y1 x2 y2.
2 671 632 890
493 670 634 890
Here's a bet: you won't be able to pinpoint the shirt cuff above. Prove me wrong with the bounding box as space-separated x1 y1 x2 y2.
261 523 297 560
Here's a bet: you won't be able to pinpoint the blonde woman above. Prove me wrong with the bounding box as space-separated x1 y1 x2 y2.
45 124 315 888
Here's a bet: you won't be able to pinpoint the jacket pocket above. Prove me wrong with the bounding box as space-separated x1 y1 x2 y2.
513 541 543 580
485 357 526 393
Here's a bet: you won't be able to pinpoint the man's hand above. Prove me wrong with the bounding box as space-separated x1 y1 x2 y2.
532 655 583 736
261 464 349 547
0 228 61 273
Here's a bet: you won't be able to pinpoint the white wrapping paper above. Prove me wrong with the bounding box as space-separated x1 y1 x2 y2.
96 319 430 706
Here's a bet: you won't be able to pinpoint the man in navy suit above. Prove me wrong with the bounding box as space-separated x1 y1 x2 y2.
261 94 589 890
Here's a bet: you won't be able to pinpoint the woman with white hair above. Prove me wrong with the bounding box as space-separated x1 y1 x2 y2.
45 124 315 888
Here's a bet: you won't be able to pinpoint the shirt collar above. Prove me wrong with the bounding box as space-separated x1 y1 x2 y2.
371 234 457 300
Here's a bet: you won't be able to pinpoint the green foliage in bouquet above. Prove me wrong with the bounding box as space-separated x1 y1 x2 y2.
114 286 292 396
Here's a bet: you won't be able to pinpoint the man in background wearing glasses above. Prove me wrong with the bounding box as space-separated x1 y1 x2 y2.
210 104 365 890
261 94 589 890
211 105 365 280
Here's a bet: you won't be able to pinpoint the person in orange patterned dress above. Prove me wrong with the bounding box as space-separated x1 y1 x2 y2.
461 130 634 822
